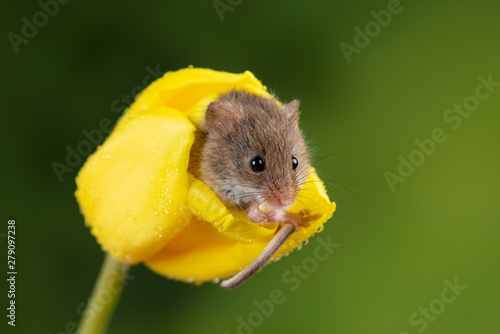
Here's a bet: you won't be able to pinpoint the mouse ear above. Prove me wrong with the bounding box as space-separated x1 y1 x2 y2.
282 99 301 124
204 101 238 138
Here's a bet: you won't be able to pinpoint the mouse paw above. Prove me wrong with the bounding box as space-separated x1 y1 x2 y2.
247 205 318 232
283 212 310 231
247 205 285 225
266 209 286 223
247 204 268 223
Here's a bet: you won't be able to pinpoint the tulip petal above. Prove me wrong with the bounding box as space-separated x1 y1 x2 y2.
76 107 195 265
144 168 335 282
145 217 270 283
187 177 279 242
129 67 270 118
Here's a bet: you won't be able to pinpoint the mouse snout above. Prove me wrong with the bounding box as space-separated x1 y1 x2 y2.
263 182 297 209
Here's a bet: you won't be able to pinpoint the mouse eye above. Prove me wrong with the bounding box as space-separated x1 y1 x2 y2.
292 157 298 170
250 156 265 172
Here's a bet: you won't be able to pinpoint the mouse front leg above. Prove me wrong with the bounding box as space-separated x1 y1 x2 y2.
247 203 272 224
247 204 312 231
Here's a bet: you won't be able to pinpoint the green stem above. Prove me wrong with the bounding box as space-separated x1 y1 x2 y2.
77 254 130 334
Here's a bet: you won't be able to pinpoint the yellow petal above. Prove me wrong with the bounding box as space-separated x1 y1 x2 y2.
75 107 194 265
144 168 335 282
128 67 271 118
145 217 270 283
187 177 279 242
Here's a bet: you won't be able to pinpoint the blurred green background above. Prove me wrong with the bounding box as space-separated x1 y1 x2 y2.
2 0 499 333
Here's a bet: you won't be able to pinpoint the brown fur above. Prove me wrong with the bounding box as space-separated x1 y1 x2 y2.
190 89 310 210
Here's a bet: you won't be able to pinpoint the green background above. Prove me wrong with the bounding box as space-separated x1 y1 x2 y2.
2 0 499 333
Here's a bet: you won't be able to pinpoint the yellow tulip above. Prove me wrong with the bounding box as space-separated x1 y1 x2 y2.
75 67 335 284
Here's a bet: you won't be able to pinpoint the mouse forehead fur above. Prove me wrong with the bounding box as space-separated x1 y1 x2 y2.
199 89 310 208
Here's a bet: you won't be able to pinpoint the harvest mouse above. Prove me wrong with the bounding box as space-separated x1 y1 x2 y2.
189 89 319 288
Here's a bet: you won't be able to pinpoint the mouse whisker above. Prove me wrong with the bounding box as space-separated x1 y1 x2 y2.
314 165 366 176
309 146 367 166
298 180 350 201
296 172 316 186
321 179 373 199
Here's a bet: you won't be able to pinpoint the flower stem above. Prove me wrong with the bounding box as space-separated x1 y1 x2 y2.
77 254 130 334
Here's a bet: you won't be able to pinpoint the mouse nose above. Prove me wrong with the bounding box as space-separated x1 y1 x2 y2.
277 198 293 207
263 180 298 209
268 192 295 209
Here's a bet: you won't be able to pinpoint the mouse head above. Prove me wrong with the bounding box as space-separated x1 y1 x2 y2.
200 90 310 210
